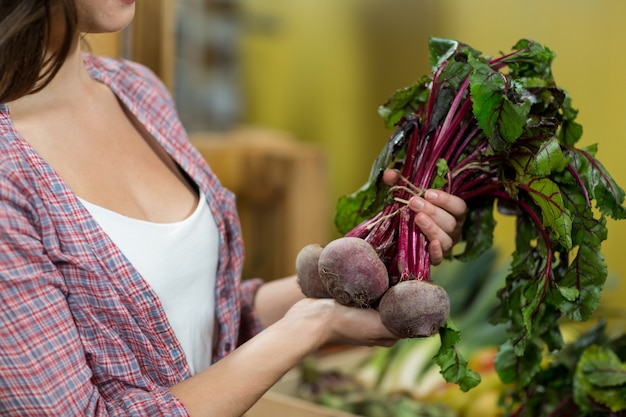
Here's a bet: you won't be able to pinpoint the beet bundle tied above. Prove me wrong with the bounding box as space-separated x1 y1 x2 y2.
297 37 626 393
297 236 450 338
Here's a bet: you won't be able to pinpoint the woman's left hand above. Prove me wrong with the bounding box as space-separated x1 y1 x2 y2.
383 169 467 265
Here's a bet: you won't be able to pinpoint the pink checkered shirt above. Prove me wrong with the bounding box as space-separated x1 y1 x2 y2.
0 54 264 416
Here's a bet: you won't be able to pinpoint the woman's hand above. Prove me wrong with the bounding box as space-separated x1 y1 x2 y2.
383 169 467 265
283 297 399 348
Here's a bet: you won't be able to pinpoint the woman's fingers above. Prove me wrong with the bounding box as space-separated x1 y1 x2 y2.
423 190 467 228
291 298 399 347
382 169 468 263
427 240 445 266
382 169 401 186
407 190 467 264
409 191 465 241
384 170 466 230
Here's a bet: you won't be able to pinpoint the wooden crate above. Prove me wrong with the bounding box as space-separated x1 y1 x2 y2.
244 391 358 417
190 127 330 281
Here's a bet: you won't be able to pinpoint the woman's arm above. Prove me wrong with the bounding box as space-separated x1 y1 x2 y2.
253 275 303 327
169 297 396 417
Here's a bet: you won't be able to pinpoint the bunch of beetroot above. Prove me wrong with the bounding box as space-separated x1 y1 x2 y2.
297 37 626 394
296 237 450 339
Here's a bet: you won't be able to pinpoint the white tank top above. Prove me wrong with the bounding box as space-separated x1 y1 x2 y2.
79 192 219 375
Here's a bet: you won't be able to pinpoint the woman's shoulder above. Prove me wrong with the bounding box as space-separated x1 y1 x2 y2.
83 53 173 101
0 105 21 155
0 107 38 193
84 54 155 79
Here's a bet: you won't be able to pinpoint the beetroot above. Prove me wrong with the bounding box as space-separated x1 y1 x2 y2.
317 237 389 308
296 236 449 338
296 243 331 298
378 280 450 338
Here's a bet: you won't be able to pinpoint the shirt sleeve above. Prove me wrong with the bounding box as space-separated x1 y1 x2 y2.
236 278 265 346
0 176 190 416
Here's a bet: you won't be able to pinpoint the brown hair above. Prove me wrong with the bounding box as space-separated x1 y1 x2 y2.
0 0 77 103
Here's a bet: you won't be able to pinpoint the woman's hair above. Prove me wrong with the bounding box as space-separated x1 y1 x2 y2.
0 0 77 103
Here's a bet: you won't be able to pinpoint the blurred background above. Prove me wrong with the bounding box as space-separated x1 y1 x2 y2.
89 0 626 327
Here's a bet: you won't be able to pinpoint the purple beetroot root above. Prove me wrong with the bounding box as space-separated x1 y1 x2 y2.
317 237 389 308
378 279 450 338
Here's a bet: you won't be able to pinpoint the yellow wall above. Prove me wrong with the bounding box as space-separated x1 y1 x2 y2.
238 1 626 309
239 0 439 224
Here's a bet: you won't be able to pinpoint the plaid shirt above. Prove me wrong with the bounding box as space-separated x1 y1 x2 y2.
0 54 264 416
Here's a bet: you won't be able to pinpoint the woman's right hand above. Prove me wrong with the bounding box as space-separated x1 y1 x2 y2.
282 297 399 348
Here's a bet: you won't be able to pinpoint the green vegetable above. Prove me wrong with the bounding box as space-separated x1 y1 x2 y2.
298 354 457 417
574 344 626 412
510 320 626 416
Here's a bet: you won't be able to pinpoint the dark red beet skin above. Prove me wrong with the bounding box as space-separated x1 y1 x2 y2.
378 279 450 338
317 237 389 307
296 243 331 298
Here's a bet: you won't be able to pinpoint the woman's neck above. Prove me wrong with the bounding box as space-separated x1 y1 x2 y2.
44 36 93 96
8 36 97 116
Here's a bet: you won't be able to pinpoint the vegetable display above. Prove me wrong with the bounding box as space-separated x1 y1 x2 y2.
297 36 626 407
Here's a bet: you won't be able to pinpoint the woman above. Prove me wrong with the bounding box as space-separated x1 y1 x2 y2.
0 1 467 416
